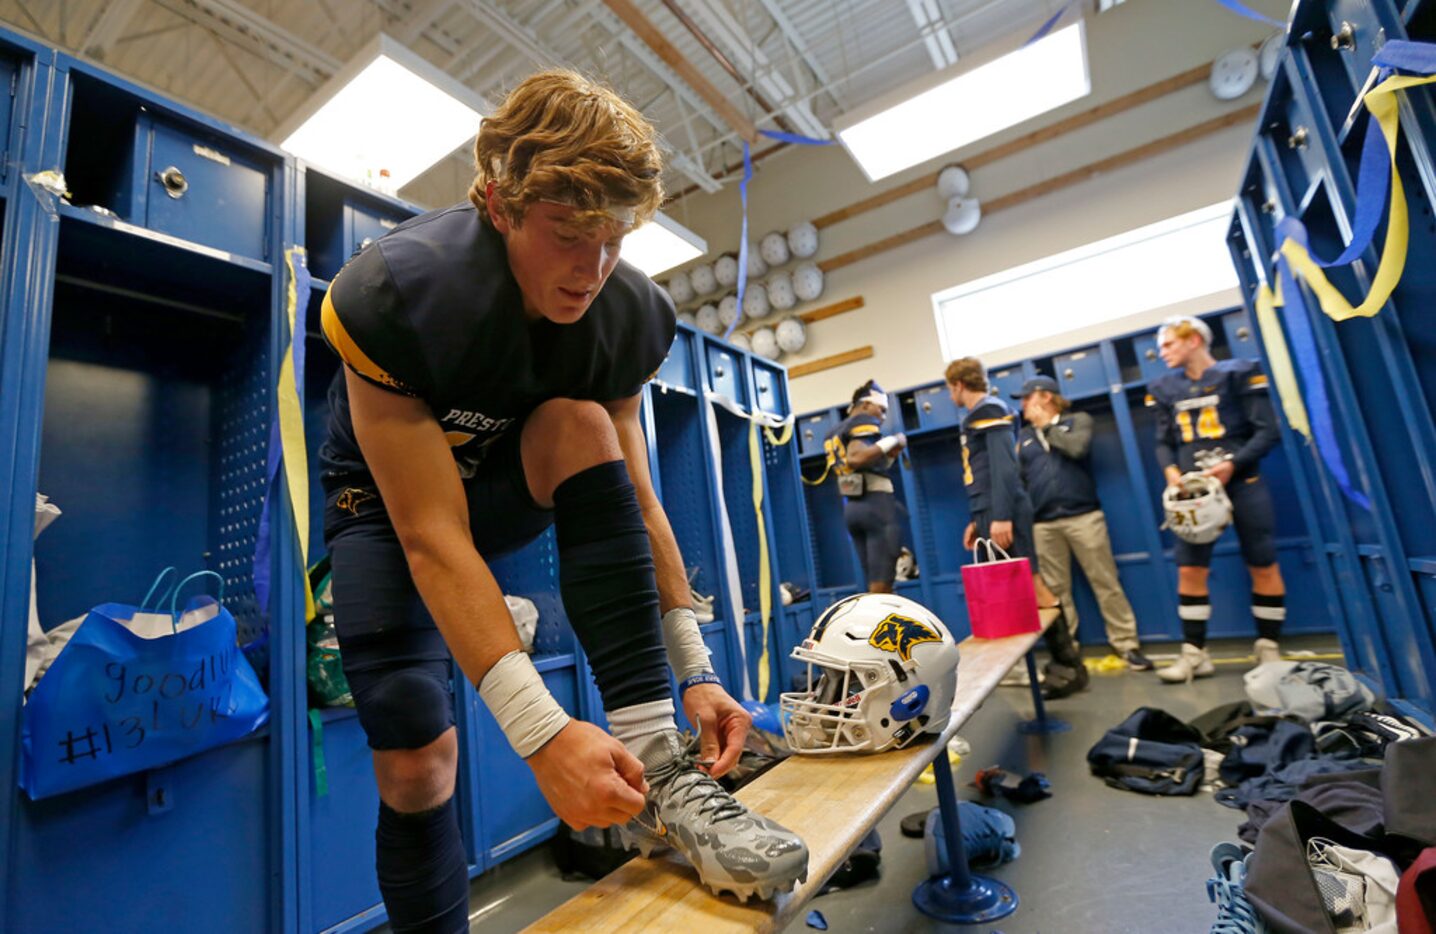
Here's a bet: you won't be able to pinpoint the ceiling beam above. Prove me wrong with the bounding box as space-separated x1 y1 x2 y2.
601 0 757 143
152 0 338 86
79 0 145 59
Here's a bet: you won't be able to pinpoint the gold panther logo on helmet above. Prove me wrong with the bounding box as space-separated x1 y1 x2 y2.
868 613 941 662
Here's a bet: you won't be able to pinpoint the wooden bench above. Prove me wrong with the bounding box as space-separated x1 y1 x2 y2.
526 612 1058 932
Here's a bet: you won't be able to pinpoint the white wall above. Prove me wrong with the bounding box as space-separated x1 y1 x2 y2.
665 0 1284 412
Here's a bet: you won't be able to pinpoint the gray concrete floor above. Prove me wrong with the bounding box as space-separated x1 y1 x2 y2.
461 636 1341 933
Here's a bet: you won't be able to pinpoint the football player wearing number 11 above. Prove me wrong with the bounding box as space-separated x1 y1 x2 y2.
1148 316 1285 683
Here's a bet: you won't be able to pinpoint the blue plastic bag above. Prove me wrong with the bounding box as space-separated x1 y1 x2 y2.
21 571 269 799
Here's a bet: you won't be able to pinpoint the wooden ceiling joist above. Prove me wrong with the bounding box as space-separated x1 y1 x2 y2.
788 346 875 379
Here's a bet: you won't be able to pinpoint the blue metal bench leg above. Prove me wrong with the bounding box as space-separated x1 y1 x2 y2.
912 737 1018 922
1018 648 1070 735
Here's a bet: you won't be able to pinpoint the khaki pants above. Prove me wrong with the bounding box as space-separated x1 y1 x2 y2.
1034 510 1140 654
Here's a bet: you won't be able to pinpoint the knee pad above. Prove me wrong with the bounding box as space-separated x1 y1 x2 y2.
353 664 455 751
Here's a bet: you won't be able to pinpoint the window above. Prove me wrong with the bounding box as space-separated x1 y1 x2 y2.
932 201 1238 362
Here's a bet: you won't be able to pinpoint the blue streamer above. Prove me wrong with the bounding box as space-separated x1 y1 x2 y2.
1373 38 1436 75
720 130 836 341
1276 257 1371 510
1210 0 1285 28
1275 114 1390 269
1025 2 1075 46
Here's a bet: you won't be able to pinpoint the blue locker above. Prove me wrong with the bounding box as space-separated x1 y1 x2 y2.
987 364 1028 401
705 343 747 407
914 383 960 430
752 360 787 417
656 324 698 391
798 410 839 456
1133 332 1169 382
1221 310 1260 360
141 116 271 261
1053 347 1107 397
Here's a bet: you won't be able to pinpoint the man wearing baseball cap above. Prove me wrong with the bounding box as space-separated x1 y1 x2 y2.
1015 377 1151 670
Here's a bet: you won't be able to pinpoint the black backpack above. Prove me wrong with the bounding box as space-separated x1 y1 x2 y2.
1087 707 1205 796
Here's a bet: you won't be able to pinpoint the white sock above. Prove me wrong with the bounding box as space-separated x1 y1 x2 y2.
606 699 677 759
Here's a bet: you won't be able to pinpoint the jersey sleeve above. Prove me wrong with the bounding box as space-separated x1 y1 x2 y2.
1232 362 1280 472
1148 383 1178 471
604 270 678 400
321 245 432 398
842 414 884 446
966 402 1016 435
969 402 1018 520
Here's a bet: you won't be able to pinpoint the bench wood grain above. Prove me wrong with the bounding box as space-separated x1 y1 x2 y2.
525 614 1054 933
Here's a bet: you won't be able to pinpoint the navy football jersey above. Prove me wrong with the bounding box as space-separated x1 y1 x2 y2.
826 413 893 478
319 202 675 478
960 396 1020 519
1146 358 1278 478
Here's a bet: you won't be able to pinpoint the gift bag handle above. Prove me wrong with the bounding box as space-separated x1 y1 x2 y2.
971 537 1013 564
140 566 179 611
168 570 226 626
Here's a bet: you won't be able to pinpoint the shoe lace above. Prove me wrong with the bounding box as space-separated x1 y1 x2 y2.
1207 867 1263 934
650 752 747 824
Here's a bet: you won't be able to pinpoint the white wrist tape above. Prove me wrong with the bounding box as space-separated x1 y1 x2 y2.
478 650 571 759
876 435 900 455
662 607 713 684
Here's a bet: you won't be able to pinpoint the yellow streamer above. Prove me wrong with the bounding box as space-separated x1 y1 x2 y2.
763 420 794 447
279 248 315 621
1254 279 1312 441
1279 73 1436 321
749 419 773 701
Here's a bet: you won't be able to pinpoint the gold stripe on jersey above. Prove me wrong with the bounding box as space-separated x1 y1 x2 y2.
1248 374 1269 388
969 416 1014 429
321 288 418 396
849 425 882 436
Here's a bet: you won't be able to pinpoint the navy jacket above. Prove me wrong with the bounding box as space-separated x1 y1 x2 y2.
1017 410 1101 522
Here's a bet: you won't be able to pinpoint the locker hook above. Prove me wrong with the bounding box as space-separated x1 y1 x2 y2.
157 165 188 199
1288 126 1310 150
1331 22 1356 52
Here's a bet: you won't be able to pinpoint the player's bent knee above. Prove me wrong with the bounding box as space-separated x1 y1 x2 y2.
527 399 618 450
373 731 458 813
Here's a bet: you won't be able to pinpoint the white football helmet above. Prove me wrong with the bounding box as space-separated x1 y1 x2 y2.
713 253 740 288
666 273 694 304
759 231 790 267
792 262 824 302
751 326 780 360
775 316 807 354
694 303 722 334
742 282 771 319
728 331 751 352
787 220 819 259
1162 472 1234 544
767 271 796 310
689 263 718 296
781 594 960 754
717 293 742 329
745 243 768 279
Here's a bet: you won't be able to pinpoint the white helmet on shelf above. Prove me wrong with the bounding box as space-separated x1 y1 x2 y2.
937 164 971 200
776 316 808 354
787 220 819 259
766 271 796 311
781 593 960 754
792 262 824 302
689 262 718 296
742 282 771 320
666 272 695 304
717 293 743 329
745 243 768 279
676 309 697 328
751 326 780 360
1161 472 1234 545
759 230 790 267
714 253 740 288
695 303 722 334
728 331 752 352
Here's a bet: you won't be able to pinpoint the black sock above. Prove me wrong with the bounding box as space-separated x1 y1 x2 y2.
1178 594 1211 648
375 797 469 934
1042 610 1082 667
554 461 672 709
1252 593 1285 642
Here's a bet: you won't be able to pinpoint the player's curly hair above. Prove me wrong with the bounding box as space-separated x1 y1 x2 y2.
944 357 987 393
471 70 663 230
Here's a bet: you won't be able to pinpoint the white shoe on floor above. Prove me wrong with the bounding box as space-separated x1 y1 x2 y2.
1158 643 1216 684
1253 638 1281 666
998 662 1040 687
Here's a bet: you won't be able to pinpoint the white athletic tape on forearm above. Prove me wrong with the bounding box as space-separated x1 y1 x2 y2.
662 606 713 684
876 435 901 455
478 650 571 759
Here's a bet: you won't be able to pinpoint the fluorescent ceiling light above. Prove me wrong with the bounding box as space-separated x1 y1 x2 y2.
276 34 484 189
837 21 1091 182
622 212 707 277
931 201 1239 361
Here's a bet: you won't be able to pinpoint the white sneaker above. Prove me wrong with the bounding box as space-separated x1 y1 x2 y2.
1158 643 1216 683
1253 638 1281 666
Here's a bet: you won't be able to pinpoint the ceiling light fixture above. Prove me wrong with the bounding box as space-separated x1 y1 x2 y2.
276 34 485 191
622 211 708 277
836 21 1091 182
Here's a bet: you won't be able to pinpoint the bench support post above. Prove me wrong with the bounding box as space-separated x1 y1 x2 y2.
911 734 1018 923
1016 649 1070 735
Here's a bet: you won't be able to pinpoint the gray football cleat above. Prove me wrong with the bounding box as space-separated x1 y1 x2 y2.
615 731 809 902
